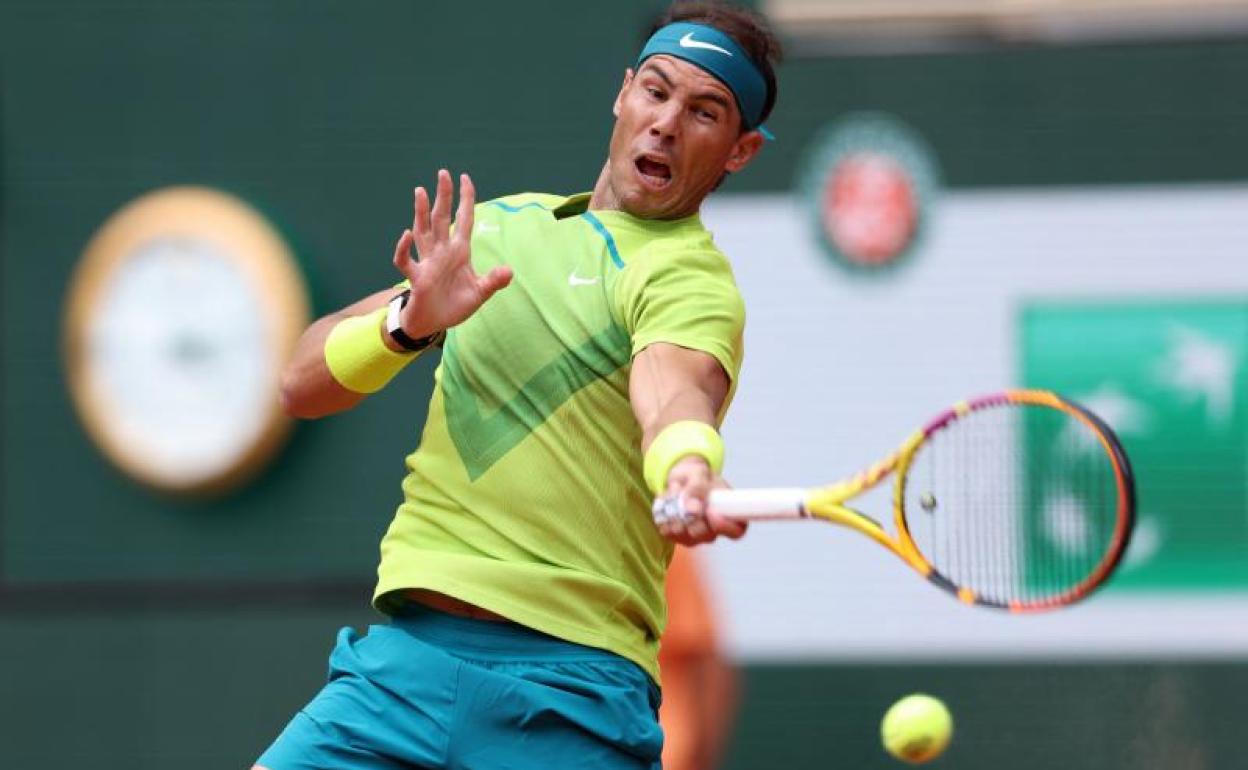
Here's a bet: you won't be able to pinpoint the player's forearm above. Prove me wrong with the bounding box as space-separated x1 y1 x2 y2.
630 342 730 451
279 288 403 419
278 313 367 419
630 341 748 541
639 390 720 451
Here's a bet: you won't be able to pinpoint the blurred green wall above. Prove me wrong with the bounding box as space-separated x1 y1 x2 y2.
726 662 1242 770
2 1 1247 767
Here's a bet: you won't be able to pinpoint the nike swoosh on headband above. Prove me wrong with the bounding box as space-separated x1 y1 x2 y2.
638 22 771 132
679 32 733 57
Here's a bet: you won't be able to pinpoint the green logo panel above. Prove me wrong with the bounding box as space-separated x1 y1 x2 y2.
1021 301 1248 590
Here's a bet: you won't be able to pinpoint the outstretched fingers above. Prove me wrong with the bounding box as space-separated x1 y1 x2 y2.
455 173 475 248
431 169 453 242
412 186 432 255
391 229 417 280
399 170 508 331
476 265 513 299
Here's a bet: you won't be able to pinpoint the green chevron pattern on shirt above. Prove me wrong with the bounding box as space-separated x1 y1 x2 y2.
440 321 632 480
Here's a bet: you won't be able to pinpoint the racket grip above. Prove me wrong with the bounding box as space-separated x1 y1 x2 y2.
708 488 807 520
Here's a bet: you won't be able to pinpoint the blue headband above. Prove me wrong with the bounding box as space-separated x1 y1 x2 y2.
636 21 771 134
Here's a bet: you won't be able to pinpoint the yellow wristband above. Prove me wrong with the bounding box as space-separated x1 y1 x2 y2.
643 420 724 495
323 307 419 394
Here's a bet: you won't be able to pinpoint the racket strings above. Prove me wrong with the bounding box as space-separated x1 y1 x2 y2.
902 403 1123 607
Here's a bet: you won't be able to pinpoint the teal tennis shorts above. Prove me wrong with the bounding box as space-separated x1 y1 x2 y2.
255 606 663 770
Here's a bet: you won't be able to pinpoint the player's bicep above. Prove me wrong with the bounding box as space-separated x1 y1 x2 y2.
615 250 745 392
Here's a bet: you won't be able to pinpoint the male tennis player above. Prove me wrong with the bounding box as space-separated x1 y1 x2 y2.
256 2 780 768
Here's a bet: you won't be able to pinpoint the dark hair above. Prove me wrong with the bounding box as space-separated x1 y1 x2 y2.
650 0 783 127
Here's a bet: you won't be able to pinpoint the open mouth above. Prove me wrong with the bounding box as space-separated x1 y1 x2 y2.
634 155 672 188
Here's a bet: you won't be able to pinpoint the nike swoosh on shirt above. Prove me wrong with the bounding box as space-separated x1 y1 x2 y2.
679 32 733 57
568 272 601 287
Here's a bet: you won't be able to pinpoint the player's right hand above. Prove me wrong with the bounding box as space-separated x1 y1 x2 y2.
655 457 748 546
391 169 513 339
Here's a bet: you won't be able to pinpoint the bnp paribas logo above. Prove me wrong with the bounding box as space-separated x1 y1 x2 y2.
798 112 941 274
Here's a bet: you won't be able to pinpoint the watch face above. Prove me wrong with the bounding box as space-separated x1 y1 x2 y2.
64 187 310 494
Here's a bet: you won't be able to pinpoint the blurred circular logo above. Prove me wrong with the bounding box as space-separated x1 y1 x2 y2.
799 113 940 273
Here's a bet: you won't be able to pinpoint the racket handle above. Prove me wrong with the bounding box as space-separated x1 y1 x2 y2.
708 488 807 520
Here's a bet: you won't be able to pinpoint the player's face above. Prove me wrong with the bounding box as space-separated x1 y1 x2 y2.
605 57 763 220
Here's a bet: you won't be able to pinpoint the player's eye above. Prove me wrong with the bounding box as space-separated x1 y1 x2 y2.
646 87 665 101
695 107 719 123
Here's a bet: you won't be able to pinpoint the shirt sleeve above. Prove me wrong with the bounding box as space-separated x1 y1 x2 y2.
613 245 746 387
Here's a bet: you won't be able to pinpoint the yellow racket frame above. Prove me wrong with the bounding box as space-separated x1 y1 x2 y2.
795 389 1135 611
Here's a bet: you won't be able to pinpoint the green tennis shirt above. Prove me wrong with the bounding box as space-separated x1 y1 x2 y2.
373 192 745 682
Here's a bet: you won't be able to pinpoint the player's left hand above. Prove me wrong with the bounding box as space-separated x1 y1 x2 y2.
655 456 747 546
391 169 513 340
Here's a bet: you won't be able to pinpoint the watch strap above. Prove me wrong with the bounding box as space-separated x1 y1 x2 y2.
385 290 442 352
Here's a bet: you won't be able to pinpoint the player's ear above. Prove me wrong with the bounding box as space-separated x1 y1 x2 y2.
724 129 765 174
613 68 635 118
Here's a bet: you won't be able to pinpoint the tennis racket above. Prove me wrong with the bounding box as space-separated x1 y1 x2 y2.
654 390 1135 611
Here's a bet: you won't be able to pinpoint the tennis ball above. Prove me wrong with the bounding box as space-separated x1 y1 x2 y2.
881 693 953 764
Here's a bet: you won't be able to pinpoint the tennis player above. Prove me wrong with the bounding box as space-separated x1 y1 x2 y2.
256 2 780 768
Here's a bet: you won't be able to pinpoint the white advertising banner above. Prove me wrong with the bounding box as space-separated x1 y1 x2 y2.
699 184 1248 660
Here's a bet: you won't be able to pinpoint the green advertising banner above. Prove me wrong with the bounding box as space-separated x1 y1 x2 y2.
1021 301 1248 590
1016 403 1124 599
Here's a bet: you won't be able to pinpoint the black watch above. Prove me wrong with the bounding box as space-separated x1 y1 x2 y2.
385 289 442 352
